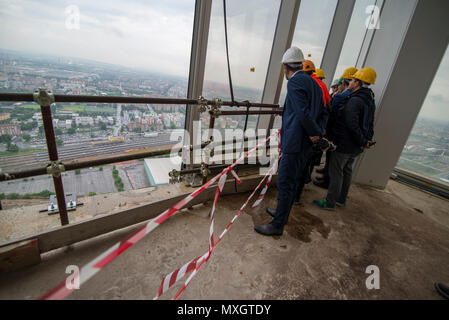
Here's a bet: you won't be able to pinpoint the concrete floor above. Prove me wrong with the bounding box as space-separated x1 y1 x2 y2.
0 176 448 300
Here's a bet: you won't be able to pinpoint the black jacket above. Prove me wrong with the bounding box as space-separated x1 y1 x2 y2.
330 87 375 155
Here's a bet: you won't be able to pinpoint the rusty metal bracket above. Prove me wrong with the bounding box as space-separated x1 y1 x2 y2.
0 172 14 180
197 95 209 113
33 88 55 106
46 161 65 178
168 169 181 184
200 162 210 178
209 98 222 118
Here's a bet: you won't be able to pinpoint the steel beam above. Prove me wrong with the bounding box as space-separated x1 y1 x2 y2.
257 0 301 133
320 0 356 88
353 0 449 188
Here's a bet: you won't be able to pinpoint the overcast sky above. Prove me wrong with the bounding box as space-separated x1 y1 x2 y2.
0 0 447 122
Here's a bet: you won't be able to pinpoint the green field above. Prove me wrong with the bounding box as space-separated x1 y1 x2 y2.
21 103 115 114
21 104 41 110
0 148 46 157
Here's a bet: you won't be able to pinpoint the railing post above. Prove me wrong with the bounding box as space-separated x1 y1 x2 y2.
33 88 69 226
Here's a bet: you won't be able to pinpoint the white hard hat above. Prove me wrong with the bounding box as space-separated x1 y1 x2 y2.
331 79 340 87
282 46 305 64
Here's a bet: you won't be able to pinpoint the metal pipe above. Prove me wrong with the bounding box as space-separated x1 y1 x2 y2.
0 133 276 181
34 89 69 226
0 92 280 109
0 147 174 181
219 110 283 116
179 157 273 175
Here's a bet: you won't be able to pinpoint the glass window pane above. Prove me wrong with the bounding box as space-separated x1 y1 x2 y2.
396 45 449 186
332 0 377 82
0 0 195 241
201 0 280 133
274 0 338 129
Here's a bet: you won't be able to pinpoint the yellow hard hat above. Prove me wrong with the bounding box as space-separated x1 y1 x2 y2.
314 68 325 79
341 67 358 80
353 67 377 85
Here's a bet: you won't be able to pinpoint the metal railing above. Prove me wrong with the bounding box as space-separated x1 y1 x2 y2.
0 89 282 226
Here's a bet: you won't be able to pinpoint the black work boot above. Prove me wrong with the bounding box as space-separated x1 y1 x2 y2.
254 224 283 236
313 179 329 189
435 283 449 300
266 207 276 218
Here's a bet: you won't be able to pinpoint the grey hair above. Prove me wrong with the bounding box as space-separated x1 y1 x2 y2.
286 62 303 70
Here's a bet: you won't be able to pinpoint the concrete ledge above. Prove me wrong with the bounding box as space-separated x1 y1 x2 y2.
0 174 277 257
0 239 40 273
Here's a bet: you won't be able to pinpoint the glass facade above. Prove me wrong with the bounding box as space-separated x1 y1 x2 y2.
0 0 195 241
201 0 280 133
396 45 449 186
332 0 377 82
274 0 338 129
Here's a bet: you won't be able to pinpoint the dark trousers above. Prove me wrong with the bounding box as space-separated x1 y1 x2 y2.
295 152 318 202
271 152 308 228
322 151 332 182
326 151 359 207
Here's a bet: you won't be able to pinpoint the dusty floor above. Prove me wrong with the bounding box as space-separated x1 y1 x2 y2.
0 176 448 300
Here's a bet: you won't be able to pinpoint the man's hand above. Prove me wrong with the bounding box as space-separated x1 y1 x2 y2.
310 136 320 143
361 141 373 150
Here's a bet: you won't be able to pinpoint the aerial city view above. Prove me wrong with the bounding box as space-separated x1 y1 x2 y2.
0 49 262 201
0 47 447 204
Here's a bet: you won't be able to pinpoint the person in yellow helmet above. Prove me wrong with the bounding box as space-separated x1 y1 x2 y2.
315 67 358 189
314 67 377 210
314 68 326 80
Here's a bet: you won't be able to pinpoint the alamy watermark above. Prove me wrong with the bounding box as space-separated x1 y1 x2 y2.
170 121 280 175
65 265 80 290
365 5 380 30
365 265 380 289
65 5 80 30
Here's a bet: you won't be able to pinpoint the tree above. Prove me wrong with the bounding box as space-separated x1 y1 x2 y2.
23 133 31 142
54 128 63 136
100 123 107 131
7 144 19 153
20 120 38 131
55 137 63 146
0 134 12 145
38 126 44 137
67 128 76 135
71 121 77 129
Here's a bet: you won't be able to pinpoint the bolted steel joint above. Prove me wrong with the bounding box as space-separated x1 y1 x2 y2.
46 160 65 178
168 169 181 184
33 88 55 106
200 162 210 178
1 173 14 180
209 98 222 118
197 96 209 113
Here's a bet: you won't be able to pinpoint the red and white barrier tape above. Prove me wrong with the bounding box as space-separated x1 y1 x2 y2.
154 162 277 300
39 130 279 300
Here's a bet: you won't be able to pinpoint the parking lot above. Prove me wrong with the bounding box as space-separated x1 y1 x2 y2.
0 162 151 197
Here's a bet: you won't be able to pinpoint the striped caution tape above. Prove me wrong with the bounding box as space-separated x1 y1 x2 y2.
39 130 279 300
154 162 277 300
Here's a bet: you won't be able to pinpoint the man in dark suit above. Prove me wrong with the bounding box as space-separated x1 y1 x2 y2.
254 47 324 236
